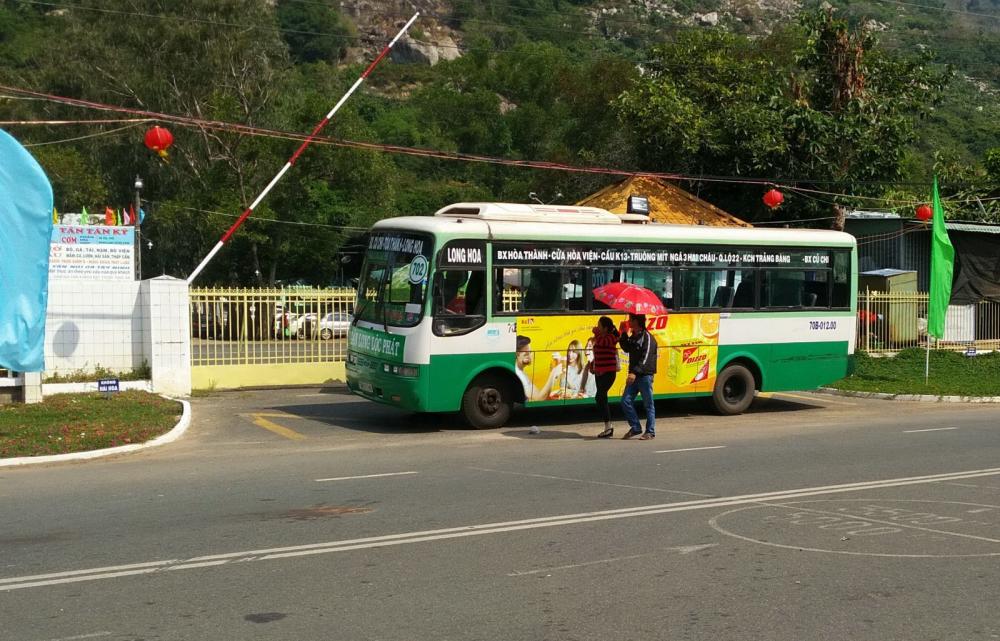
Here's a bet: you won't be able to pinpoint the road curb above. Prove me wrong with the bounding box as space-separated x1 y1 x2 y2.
816 387 1000 404
0 396 191 468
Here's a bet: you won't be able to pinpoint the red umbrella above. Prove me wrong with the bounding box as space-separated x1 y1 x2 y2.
593 282 669 316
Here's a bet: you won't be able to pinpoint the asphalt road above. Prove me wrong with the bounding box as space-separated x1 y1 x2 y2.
2 390 1000 640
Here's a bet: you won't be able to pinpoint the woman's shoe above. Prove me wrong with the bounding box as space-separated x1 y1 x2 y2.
597 428 614 439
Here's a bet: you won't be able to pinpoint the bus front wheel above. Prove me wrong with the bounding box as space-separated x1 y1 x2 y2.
461 375 512 429
712 364 755 415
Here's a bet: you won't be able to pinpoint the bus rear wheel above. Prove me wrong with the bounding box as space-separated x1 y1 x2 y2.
461 375 512 429
712 364 755 415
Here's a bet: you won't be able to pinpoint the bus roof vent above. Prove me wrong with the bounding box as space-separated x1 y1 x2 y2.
434 202 623 225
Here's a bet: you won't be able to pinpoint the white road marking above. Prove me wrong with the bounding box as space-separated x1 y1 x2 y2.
6 466 1000 592
470 467 715 498
764 501 1000 545
903 427 959 433
508 544 720 575
0 560 175 585
40 634 112 641
654 446 727 454
946 482 1000 491
507 553 650 576
315 471 418 482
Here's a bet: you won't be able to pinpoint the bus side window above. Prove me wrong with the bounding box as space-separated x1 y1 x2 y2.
465 271 485 315
564 269 586 311
432 270 487 337
680 269 739 309
832 251 850 308
712 285 735 308
802 271 830 307
732 271 757 308
614 268 674 309
522 268 562 311
591 268 616 310
763 270 829 308
498 268 523 313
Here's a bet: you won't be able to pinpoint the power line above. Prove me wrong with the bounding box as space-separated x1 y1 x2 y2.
146 202 373 232
1 85 992 205
0 118 151 125
21 121 144 147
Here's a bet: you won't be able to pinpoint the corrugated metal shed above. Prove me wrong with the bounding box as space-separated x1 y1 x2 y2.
946 222 1000 234
575 175 752 228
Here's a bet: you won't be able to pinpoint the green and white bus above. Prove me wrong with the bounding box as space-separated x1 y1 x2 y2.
346 203 856 428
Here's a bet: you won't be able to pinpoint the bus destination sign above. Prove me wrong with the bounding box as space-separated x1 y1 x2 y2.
492 243 832 268
438 240 487 268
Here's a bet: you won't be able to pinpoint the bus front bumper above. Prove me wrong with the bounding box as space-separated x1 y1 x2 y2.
345 354 426 411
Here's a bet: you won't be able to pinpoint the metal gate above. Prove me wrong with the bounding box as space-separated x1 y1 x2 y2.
189 287 355 390
857 291 1000 354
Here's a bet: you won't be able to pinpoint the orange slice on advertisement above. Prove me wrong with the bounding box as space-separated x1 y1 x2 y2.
699 314 720 339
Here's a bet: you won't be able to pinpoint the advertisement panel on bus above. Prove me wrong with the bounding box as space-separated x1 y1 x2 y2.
514 312 721 404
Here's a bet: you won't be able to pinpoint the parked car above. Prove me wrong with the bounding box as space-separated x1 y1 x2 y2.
297 312 351 340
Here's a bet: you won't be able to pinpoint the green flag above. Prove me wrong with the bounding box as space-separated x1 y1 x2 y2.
927 176 954 339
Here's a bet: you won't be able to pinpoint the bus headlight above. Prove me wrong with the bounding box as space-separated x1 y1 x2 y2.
393 365 419 377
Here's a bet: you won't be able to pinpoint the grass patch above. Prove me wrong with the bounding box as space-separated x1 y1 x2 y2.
44 362 151 384
831 349 1000 396
0 391 182 458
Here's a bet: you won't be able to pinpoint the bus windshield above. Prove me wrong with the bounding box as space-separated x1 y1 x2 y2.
354 231 431 328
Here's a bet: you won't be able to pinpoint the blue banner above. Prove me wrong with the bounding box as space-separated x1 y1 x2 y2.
0 129 53 372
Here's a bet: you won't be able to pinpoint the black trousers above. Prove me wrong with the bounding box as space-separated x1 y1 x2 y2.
594 372 617 424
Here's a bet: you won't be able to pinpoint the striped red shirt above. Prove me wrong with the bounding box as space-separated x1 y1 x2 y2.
590 330 619 374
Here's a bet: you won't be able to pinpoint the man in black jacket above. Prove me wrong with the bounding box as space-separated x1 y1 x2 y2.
618 313 658 440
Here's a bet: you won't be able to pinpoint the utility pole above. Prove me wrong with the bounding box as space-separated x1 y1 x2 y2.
134 175 143 281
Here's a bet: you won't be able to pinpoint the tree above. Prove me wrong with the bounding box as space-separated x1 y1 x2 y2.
275 0 354 64
31 147 108 210
615 9 951 222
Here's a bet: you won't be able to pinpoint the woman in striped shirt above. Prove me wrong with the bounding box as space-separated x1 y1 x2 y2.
589 316 621 439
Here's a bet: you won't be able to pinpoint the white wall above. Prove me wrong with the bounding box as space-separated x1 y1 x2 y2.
143 277 191 396
45 280 146 376
42 277 191 396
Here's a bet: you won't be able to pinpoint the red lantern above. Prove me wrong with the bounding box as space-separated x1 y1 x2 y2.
144 126 174 159
762 188 784 209
915 204 932 221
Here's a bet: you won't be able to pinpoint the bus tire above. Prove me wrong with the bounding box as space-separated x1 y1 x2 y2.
461 374 513 429
712 364 755 415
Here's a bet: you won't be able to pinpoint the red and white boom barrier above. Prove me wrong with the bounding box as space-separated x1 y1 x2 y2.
186 12 420 285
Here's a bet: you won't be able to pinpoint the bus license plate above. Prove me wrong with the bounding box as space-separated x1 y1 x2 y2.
359 381 374 393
